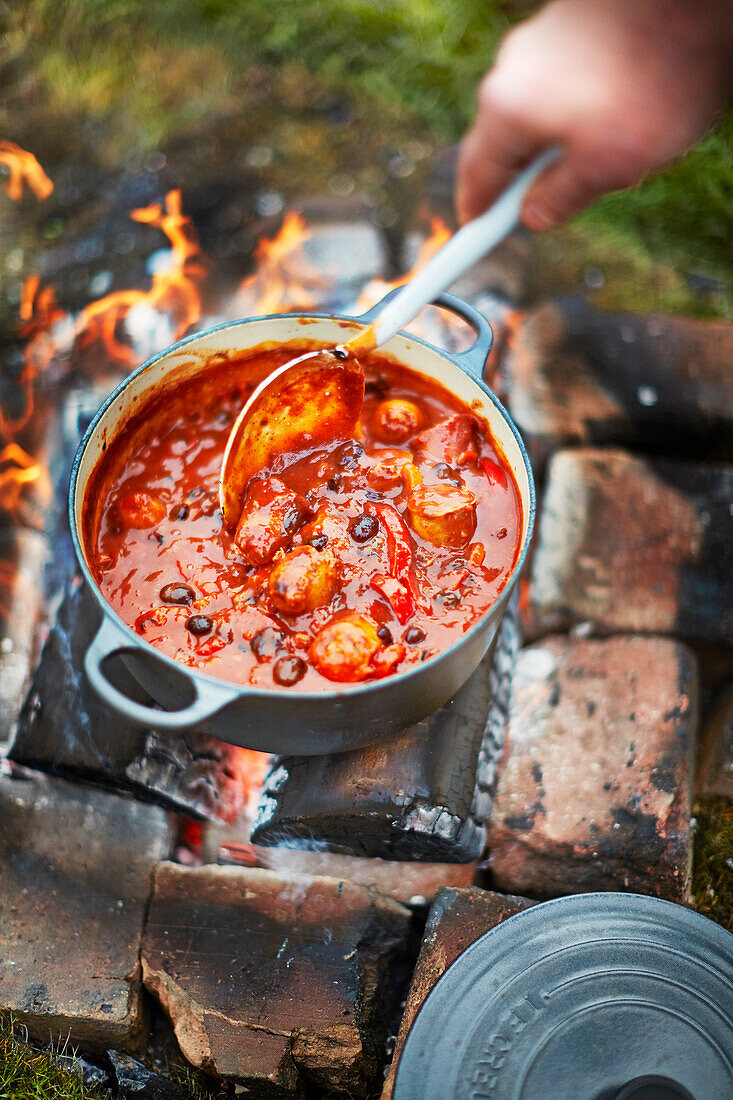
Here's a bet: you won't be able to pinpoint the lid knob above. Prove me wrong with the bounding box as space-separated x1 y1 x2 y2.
616 1075 695 1100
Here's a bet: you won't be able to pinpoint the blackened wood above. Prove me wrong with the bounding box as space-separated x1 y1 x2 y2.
252 593 520 861
9 579 250 820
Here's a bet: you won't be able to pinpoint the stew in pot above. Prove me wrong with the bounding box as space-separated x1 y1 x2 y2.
84 343 522 690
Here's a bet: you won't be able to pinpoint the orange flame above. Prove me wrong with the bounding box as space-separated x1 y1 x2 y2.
0 141 53 202
484 306 526 388
354 216 452 316
74 189 207 366
221 748 270 820
238 212 332 316
0 442 51 527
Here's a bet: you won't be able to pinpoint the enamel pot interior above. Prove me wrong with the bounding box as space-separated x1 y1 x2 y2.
71 308 535 753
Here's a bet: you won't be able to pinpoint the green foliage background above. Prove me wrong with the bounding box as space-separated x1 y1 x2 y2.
5 0 731 314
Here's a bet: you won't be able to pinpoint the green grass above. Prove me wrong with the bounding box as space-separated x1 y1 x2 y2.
693 798 733 932
0 1016 107 1100
3 1 732 314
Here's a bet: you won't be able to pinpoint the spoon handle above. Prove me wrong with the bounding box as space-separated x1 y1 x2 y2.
372 147 561 348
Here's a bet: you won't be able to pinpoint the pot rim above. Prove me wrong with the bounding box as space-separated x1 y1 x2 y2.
69 303 535 704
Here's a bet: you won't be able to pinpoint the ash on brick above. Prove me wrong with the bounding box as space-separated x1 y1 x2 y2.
0 770 171 1049
141 863 415 1096
0 527 48 748
488 635 697 902
10 580 254 820
507 298 733 467
252 596 520 862
528 448 733 645
382 886 534 1099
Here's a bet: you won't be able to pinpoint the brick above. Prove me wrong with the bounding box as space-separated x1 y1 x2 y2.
507 299 733 467
256 849 477 905
0 529 47 747
141 863 414 1096
528 448 733 644
696 683 733 800
488 635 698 902
204 812 478 903
382 886 534 1099
0 771 171 1048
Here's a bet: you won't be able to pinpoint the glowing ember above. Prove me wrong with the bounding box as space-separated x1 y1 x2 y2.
0 141 53 202
222 748 270 821
74 189 207 367
238 212 332 316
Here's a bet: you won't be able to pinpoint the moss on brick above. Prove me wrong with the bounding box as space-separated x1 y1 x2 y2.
693 797 733 932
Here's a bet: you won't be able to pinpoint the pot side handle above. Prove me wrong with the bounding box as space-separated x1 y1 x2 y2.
356 289 493 384
84 616 239 731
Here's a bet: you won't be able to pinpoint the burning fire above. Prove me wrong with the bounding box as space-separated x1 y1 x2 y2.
238 212 332 316
1 188 207 525
74 189 207 367
235 210 471 352
0 141 53 202
354 216 452 316
0 443 50 528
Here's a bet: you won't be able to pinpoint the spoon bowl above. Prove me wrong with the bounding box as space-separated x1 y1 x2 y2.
220 148 561 529
219 347 364 529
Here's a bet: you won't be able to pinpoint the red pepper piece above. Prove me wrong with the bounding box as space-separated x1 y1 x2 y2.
371 573 414 624
194 635 228 659
481 456 508 489
371 502 413 576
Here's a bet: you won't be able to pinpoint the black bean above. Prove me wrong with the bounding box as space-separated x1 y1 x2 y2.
282 506 304 533
169 502 190 521
404 626 426 644
159 582 196 606
273 655 307 687
327 475 343 492
308 534 329 551
251 627 285 662
186 614 213 636
377 625 393 645
365 376 389 398
349 512 379 543
338 441 364 470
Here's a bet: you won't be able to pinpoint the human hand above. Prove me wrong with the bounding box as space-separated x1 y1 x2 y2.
456 0 733 230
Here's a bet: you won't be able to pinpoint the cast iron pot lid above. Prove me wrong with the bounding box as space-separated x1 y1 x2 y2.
393 893 733 1100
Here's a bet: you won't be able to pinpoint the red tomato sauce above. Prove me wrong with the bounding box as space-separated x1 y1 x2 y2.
84 343 523 691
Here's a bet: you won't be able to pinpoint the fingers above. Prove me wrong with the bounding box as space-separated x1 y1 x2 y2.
520 155 609 231
455 74 545 224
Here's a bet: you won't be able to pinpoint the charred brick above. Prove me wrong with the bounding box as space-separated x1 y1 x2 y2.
489 635 697 902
